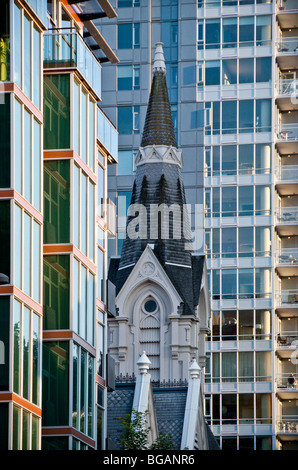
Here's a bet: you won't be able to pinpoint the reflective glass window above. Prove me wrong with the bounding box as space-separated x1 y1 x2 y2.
222 101 237 134
239 227 253 257
118 150 134 175
0 94 10 188
0 296 9 391
239 100 254 133
222 186 236 216
239 186 253 216
0 201 10 285
44 160 70 244
222 59 237 85
239 145 253 174
222 145 236 174
256 57 271 82
43 255 70 330
206 19 220 49
256 99 271 132
239 17 254 46
256 16 271 46
205 61 220 86
239 58 254 83
118 23 132 49
44 74 70 149
223 18 237 48
42 341 69 426
118 65 133 90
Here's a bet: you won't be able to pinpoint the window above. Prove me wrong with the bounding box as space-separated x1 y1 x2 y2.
118 65 133 90
73 165 95 260
239 17 254 46
44 160 70 244
256 57 271 82
222 101 237 134
223 18 237 48
44 74 70 150
239 59 254 84
0 201 10 286
13 300 41 406
118 150 134 175
118 106 140 134
239 100 254 133
42 341 69 426
256 16 271 46
0 93 10 188
0 297 9 391
205 61 220 86
72 258 95 345
222 59 237 85
117 23 140 49
43 255 70 330
72 344 95 438
206 19 220 49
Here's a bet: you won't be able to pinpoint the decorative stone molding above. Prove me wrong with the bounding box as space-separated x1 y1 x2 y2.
135 145 182 168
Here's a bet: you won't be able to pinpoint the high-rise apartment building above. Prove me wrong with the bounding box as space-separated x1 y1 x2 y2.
0 0 118 450
98 0 298 451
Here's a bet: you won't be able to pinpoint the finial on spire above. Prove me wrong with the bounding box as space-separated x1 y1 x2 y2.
153 42 166 74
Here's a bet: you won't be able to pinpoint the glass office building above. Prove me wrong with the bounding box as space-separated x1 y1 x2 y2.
97 0 298 450
0 0 118 450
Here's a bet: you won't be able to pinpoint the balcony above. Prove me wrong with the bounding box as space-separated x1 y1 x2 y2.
276 124 298 156
276 331 298 359
275 165 298 197
276 374 298 400
277 416 298 438
276 79 298 111
276 248 298 277
275 207 298 237
44 29 101 100
97 108 118 163
276 37 298 69
276 289 298 308
276 0 298 29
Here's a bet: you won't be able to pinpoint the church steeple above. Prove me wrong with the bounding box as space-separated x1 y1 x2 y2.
140 43 177 148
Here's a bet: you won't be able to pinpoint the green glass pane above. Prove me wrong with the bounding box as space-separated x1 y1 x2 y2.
24 15 31 99
80 265 87 339
23 307 30 400
73 258 79 334
0 201 10 284
88 355 94 437
0 94 10 188
13 300 21 394
33 221 41 303
14 99 22 194
24 109 32 203
88 181 94 261
0 0 10 82
0 296 9 391
87 272 94 346
33 120 41 211
13 3 21 87
44 74 70 149
32 415 39 450
33 27 40 109
80 349 86 433
73 165 79 248
43 255 70 330
42 341 69 426
42 436 68 450
73 81 79 155
72 343 79 428
23 213 31 296
0 404 8 450
44 160 70 244
22 410 30 450
12 405 20 450
32 313 40 405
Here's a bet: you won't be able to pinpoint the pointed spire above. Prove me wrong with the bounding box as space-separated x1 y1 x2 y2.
153 42 166 74
140 42 177 148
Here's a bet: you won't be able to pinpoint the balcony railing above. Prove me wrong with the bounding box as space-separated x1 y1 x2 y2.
276 206 298 223
277 417 298 434
276 124 298 142
276 165 298 181
276 374 298 390
276 248 298 265
97 108 118 162
277 37 298 53
276 79 298 97
277 0 298 12
276 331 298 347
44 29 101 99
276 289 298 306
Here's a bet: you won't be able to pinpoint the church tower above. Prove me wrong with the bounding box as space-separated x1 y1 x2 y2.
108 43 210 384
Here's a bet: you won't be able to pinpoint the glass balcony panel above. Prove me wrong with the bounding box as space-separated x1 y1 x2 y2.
277 165 298 181
276 289 298 305
44 31 101 99
277 37 298 54
277 248 298 264
276 206 298 223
